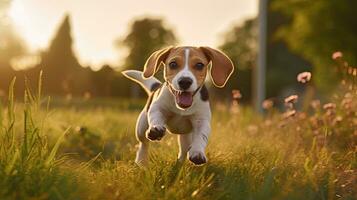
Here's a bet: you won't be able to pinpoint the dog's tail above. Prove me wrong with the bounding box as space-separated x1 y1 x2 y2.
121 70 162 95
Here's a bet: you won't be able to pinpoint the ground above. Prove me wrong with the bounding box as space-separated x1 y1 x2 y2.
0 83 356 199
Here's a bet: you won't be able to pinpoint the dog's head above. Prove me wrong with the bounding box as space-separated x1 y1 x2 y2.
143 46 234 109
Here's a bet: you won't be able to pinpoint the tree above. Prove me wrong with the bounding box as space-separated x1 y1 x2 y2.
90 65 115 96
266 4 310 99
117 18 177 97
219 15 309 104
272 0 357 92
118 18 177 71
30 14 90 95
219 18 257 103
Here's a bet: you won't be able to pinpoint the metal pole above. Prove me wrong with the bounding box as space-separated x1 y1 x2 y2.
255 0 267 113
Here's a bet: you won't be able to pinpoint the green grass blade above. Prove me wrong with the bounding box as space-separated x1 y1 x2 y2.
0 98 3 129
7 77 16 127
37 70 43 107
45 127 70 167
7 77 16 150
5 149 19 175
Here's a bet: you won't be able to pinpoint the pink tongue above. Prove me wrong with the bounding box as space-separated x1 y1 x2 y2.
176 92 193 108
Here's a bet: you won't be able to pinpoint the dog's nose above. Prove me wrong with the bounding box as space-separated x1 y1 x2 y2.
178 77 193 90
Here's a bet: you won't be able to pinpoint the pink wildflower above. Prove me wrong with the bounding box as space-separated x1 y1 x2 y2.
284 95 298 104
262 99 274 110
332 51 343 60
232 90 242 99
283 110 296 119
323 103 336 110
297 72 312 83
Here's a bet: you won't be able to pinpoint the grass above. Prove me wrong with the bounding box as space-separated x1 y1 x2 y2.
0 74 356 199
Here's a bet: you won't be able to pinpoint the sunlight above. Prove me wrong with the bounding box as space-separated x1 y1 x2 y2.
8 0 25 25
8 0 43 51
5 0 257 69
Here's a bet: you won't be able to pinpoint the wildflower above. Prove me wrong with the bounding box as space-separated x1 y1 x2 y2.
232 89 242 99
323 103 336 110
323 103 336 117
310 99 321 110
230 101 240 114
313 130 319 136
332 51 343 60
344 62 350 68
309 116 319 128
333 116 343 125
297 71 312 83
344 170 354 173
283 109 296 119
298 112 307 120
262 99 274 110
316 134 326 147
284 95 298 104
347 67 357 76
341 98 352 109
278 120 288 128
344 93 352 99
348 67 353 75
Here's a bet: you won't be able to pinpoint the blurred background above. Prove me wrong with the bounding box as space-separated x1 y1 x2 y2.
0 0 356 107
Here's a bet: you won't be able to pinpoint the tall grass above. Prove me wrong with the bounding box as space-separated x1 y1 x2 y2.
0 74 79 200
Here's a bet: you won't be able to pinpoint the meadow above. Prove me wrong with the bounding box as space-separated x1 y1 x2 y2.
0 72 356 200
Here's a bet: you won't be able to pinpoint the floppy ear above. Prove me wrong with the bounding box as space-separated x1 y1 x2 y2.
200 46 234 88
143 47 172 78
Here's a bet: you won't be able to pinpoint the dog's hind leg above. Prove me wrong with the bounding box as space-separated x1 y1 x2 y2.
177 133 192 162
135 110 150 166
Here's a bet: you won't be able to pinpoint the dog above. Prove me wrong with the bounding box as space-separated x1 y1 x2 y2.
122 46 234 165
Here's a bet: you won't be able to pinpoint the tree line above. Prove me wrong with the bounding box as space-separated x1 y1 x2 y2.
1 0 356 104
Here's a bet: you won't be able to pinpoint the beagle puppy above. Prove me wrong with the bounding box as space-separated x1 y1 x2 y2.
122 46 234 166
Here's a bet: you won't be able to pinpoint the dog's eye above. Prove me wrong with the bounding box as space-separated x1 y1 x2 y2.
169 61 178 69
195 62 205 70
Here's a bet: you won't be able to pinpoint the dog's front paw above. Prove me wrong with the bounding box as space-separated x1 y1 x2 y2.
146 126 166 141
188 150 207 165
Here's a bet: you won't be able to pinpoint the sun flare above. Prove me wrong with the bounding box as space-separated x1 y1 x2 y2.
8 0 26 25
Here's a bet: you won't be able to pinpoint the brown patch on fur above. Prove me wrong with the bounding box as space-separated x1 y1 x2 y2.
164 47 186 83
142 46 233 89
143 47 172 78
199 47 234 87
150 82 161 92
164 47 209 86
200 85 209 101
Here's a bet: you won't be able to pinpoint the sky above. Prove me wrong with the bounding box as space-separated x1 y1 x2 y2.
8 0 258 69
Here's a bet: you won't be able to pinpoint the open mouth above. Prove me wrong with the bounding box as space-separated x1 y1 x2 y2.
172 90 193 109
